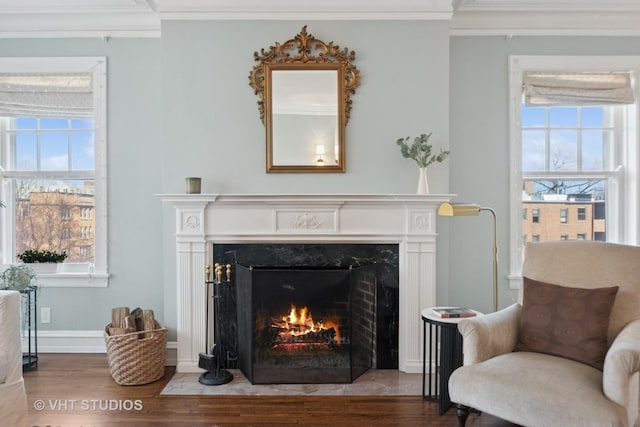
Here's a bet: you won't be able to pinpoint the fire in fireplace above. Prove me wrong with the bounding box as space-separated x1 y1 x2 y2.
271 304 341 349
236 265 375 384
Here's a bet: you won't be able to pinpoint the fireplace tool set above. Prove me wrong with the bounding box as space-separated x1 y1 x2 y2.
198 263 233 385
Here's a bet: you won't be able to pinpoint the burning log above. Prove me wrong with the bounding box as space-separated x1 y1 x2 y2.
269 304 342 346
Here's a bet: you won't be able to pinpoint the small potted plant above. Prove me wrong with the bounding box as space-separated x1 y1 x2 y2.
396 133 450 194
0 264 36 291
17 249 67 274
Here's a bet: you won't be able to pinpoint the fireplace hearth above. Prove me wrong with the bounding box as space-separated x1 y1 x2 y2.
236 265 375 384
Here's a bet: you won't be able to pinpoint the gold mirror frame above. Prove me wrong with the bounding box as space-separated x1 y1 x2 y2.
249 26 360 173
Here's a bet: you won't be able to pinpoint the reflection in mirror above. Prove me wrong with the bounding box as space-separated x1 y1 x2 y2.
271 69 338 167
249 26 360 173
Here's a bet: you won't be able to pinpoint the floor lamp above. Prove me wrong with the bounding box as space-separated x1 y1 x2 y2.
438 202 499 312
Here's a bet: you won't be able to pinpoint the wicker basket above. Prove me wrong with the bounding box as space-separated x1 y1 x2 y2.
104 321 168 385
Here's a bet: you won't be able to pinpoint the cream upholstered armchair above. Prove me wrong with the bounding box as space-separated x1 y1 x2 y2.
449 241 640 427
0 290 28 427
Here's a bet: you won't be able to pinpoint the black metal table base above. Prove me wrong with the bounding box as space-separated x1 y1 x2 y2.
422 315 463 415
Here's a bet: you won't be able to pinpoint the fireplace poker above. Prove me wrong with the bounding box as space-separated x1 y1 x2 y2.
198 272 233 385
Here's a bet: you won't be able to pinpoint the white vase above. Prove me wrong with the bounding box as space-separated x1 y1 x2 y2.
417 167 429 195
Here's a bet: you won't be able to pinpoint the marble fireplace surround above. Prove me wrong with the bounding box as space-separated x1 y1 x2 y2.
160 194 452 374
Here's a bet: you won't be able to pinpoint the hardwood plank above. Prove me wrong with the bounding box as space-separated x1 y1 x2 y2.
23 354 517 427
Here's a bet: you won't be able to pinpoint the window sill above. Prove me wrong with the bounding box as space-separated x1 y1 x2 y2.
34 273 109 288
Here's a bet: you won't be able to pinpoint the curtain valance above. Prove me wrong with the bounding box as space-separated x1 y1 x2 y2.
0 73 93 118
523 71 635 106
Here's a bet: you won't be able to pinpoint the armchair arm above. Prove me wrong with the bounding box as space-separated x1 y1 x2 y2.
603 318 640 407
457 303 521 365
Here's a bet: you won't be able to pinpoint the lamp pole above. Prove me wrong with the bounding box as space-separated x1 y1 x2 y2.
480 207 498 312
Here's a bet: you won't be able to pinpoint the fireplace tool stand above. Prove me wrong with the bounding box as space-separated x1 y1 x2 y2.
198 264 233 385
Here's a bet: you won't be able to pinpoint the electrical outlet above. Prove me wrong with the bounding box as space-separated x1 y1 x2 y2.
41 307 51 324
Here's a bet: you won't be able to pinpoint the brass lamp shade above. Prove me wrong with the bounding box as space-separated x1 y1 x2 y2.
437 203 481 217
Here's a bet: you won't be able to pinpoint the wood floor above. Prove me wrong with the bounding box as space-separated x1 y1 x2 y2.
23 354 517 427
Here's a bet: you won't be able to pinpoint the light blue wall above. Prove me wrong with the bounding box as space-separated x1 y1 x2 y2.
449 36 640 313
5 26 640 337
160 20 452 337
160 20 450 193
1 20 453 338
0 38 164 330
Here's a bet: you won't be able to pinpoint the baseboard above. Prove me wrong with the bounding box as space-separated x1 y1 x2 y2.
22 330 177 366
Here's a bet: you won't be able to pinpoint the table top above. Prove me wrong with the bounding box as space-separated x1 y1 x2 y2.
421 307 483 324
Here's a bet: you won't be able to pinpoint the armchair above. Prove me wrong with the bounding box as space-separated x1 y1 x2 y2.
0 290 28 427
449 241 640 427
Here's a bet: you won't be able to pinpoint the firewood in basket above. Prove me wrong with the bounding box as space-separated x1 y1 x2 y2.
142 310 156 338
130 307 144 331
111 307 130 329
123 315 137 334
143 309 156 331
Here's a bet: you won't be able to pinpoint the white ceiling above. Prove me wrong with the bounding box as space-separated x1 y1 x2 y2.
0 0 639 38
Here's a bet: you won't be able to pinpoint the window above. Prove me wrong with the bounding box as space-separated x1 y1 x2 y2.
0 57 108 287
509 56 640 289
577 207 586 220
532 208 540 223
560 208 568 224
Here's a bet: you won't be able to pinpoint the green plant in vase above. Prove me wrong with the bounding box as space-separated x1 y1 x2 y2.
0 264 37 291
396 133 449 194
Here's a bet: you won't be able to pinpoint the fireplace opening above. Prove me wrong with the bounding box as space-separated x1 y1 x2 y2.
213 243 399 372
236 265 375 384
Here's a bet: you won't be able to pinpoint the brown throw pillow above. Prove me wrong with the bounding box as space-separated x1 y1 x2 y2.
515 276 619 371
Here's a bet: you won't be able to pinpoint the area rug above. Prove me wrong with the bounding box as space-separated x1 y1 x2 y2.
161 369 423 396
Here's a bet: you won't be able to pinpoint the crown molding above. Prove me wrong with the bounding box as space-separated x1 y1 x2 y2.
451 0 640 35
155 0 453 20
0 13 160 39
0 0 159 38
1 0 640 38
450 10 640 36
454 0 640 12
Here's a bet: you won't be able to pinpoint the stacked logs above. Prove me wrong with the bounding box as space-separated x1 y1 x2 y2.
108 307 157 338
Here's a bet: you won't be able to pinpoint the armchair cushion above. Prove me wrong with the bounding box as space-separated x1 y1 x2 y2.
515 276 619 370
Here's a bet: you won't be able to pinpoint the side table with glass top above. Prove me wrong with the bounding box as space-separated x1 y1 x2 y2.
421 307 482 415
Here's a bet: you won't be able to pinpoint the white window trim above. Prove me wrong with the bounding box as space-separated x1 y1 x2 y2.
0 57 108 288
508 55 640 290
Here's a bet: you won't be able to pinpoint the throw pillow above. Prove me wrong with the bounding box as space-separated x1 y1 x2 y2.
515 276 619 370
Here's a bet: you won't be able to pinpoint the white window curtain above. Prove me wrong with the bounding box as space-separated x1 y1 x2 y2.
523 71 635 106
0 73 93 118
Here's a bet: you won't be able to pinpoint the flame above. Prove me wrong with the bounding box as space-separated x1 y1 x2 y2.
273 304 340 345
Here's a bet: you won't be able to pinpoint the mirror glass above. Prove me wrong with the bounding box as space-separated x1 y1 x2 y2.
269 68 340 168
249 26 359 173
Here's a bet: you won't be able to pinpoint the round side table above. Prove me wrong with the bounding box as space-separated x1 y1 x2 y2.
422 307 482 415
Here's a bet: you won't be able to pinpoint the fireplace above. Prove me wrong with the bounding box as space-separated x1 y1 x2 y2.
159 193 449 374
213 243 399 371
235 265 375 384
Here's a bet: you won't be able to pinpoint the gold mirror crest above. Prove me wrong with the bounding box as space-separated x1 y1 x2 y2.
248 26 360 124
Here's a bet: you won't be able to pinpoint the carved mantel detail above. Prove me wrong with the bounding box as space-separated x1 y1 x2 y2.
291 212 322 229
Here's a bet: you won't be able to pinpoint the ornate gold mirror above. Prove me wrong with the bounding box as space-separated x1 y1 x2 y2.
249 26 360 173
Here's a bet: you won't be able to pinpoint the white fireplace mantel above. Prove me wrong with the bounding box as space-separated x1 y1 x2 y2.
159 193 452 374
